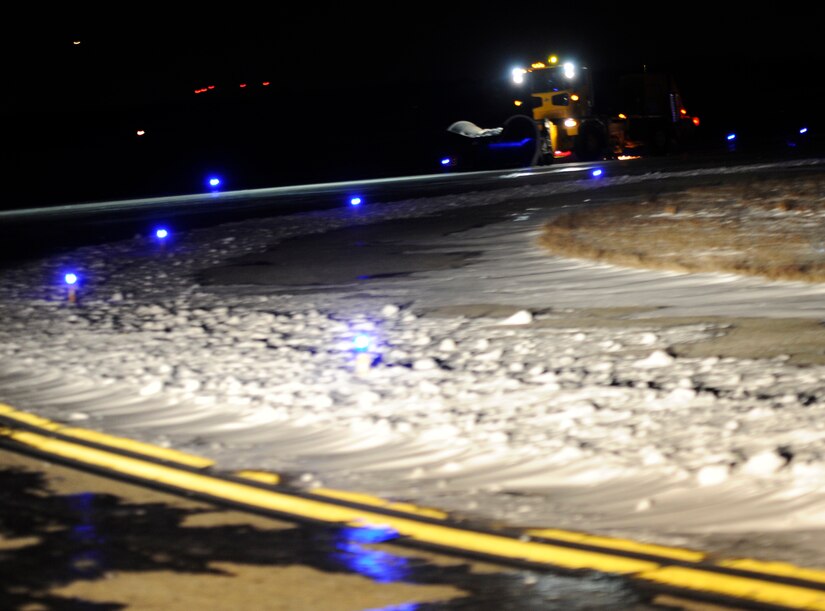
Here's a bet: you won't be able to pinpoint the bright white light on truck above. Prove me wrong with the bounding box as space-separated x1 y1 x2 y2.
512 68 526 84
564 118 577 128
563 62 575 79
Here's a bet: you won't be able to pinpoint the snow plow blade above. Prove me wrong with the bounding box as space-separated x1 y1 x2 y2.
446 115 541 170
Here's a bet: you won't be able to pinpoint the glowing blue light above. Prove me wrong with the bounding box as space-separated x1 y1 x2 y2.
800 127 809 134
332 543 411 583
726 133 737 141
340 525 399 544
349 196 362 206
440 157 452 166
207 176 222 188
155 228 169 239
488 137 533 149
352 333 371 351
591 168 603 178
330 526 410 583
64 273 78 285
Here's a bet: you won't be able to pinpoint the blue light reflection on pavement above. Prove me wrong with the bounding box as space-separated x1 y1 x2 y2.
67 492 106 578
330 525 413 584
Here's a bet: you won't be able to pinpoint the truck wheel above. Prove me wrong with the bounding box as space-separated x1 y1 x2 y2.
649 126 670 155
538 150 554 165
574 121 607 161
495 114 541 168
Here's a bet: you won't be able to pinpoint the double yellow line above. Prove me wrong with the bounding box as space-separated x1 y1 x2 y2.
2 402 825 609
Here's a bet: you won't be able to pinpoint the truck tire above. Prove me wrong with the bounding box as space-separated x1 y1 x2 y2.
574 121 607 161
494 114 541 168
649 125 670 156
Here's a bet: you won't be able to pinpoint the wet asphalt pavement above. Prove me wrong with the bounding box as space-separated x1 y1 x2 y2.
0 447 675 610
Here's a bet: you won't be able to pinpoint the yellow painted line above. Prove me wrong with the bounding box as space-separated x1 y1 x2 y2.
235 470 281 485
637 565 825 610
0 425 657 574
526 528 706 563
718 558 825 585
0 403 213 469
311 487 449 520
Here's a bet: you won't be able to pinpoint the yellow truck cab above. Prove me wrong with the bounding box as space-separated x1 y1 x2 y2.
511 56 696 162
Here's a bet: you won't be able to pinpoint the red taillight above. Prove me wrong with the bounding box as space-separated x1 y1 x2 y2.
692 116 700 126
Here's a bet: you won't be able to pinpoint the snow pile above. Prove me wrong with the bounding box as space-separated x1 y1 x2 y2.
3 159 825 555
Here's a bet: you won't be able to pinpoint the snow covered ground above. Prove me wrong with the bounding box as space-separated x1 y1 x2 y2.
3 158 825 565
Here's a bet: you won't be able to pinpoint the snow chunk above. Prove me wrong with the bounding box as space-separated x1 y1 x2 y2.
696 464 730 486
638 332 658 345
413 358 438 371
663 387 696 405
381 304 400 318
438 338 457 352
634 350 675 369
741 450 787 477
640 447 667 466
304 393 334 409
498 310 533 325
356 391 381 407
139 379 164 396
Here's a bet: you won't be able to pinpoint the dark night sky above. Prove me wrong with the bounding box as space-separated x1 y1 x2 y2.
5 7 824 111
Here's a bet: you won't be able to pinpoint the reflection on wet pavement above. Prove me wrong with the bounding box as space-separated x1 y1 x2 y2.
0 465 667 609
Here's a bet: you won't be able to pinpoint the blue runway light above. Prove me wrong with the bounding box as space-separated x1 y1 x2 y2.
64 273 78 285
155 228 169 239
800 127 809 134
591 168 603 178
726 133 737 141
207 176 222 189
440 157 452 166
352 333 371 351
349 196 362 206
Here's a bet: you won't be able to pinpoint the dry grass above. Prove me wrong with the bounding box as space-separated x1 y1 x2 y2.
538 175 825 283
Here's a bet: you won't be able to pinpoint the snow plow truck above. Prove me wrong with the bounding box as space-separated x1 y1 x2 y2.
445 56 699 169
